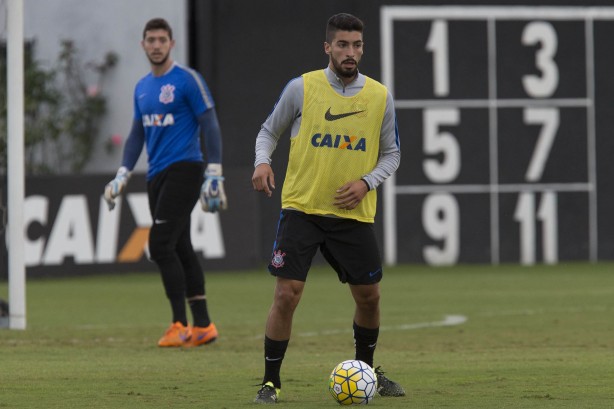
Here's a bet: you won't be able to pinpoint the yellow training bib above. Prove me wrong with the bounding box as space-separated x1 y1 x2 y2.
281 70 387 223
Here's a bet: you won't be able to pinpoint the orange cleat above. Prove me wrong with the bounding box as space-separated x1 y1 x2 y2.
158 322 192 347
184 322 218 347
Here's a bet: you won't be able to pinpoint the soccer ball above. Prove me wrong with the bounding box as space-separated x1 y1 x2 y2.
328 360 377 405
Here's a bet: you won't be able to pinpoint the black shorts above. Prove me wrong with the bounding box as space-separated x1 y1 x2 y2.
268 209 383 285
147 161 204 222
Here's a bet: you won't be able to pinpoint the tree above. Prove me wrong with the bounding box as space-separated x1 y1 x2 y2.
0 40 118 174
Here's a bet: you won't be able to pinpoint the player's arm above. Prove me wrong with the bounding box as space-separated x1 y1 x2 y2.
186 69 223 166
198 108 228 212
334 92 401 210
252 77 303 197
103 119 144 210
184 70 227 212
199 108 222 164
361 92 401 191
121 119 145 170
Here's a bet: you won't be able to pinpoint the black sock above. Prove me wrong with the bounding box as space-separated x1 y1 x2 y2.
353 322 379 368
263 336 289 389
169 297 187 326
188 298 211 327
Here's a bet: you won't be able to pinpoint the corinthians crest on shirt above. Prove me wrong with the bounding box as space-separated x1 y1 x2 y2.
271 250 286 268
159 83 175 104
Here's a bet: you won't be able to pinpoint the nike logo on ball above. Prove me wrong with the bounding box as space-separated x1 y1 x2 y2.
324 107 365 121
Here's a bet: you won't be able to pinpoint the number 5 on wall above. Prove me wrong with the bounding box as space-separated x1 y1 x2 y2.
423 108 461 183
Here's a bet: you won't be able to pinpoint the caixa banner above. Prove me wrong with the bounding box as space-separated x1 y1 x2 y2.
0 170 260 278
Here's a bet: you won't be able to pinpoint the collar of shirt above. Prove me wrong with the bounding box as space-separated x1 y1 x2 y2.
152 61 177 78
324 67 366 95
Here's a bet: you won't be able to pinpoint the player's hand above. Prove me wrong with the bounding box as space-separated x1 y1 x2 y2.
252 163 275 197
200 163 228 212
104 166 131 211
333 179 369 210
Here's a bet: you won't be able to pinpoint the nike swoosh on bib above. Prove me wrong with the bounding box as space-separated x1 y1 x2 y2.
324 107 365 121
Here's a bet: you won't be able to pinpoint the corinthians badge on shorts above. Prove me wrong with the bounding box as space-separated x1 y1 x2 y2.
271 250 286 268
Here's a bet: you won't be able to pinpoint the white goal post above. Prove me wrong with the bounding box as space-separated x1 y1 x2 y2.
4 0 26 330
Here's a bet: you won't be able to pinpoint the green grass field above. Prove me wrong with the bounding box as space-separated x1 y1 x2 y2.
1 263 614 408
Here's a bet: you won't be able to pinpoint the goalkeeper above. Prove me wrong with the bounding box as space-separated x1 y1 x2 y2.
104 18 226 348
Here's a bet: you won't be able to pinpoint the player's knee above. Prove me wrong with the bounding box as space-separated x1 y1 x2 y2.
355 290 380 310
274 284 302 311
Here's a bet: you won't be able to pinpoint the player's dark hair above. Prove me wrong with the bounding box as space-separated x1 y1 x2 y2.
143 18 173 40
326 13 364 43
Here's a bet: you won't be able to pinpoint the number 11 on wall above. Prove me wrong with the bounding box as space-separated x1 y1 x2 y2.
514 191 558 265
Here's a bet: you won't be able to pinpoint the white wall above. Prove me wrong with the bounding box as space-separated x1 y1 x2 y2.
3 0 188 173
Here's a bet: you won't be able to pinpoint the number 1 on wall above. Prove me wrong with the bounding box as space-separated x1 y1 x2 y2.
426 19 450 97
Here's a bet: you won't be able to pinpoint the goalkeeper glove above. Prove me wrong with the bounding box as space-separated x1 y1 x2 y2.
104 166 131 211
200 163 228 213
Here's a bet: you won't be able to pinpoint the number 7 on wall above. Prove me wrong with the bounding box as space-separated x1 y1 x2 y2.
524 108 559 182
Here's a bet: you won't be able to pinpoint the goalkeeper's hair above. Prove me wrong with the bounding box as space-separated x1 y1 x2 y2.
143 18 173 40
326 13 364 43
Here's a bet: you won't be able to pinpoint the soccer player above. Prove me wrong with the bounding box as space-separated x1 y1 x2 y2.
104 18 226 348
251 13 405 404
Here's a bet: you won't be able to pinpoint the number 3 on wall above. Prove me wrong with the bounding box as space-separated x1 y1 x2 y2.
522 21 559 98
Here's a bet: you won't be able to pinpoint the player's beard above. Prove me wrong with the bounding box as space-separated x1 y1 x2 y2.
331 58 359 79
147 51 170 67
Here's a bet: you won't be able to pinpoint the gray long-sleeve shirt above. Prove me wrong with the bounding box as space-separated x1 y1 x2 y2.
254 67 401 191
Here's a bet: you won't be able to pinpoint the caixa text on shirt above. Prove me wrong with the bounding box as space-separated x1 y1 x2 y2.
311 133 366 151
142 113 175 127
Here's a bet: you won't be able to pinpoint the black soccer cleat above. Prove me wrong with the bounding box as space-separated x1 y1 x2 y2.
374 366 406 397
254 382 280 404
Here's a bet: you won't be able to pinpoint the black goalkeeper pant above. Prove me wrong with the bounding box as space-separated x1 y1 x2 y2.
147 161 205 318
